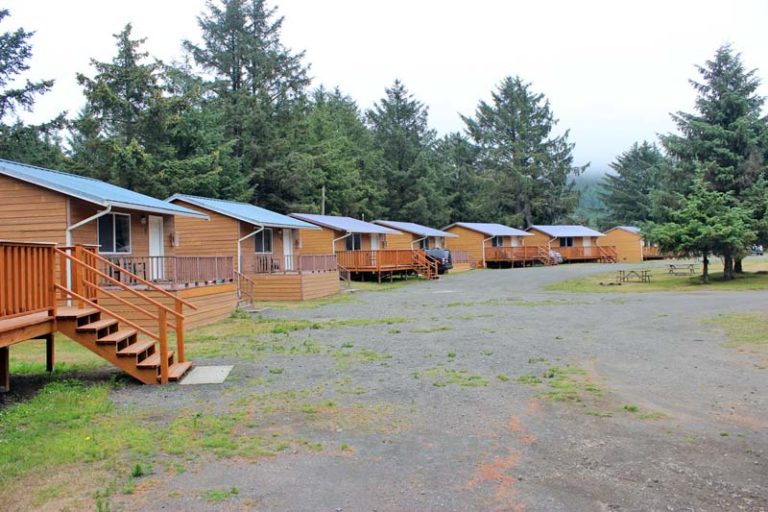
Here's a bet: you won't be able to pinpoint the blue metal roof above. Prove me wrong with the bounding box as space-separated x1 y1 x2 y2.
167 194 319 230
444 222 531 237
0 158 207 218
290 213 400 234
529 225 605 237
373 220 457 238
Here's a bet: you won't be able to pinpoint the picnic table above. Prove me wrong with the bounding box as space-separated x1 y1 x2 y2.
667 263 698 276
616 269 652 283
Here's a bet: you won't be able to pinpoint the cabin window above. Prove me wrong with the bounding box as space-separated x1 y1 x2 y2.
254 229 273 253
559 237 574 247
97 213 131 254
491 236 504 247
419 238 430 250
345 233 362 251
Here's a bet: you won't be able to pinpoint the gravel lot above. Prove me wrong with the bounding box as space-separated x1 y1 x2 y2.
111 263 767 511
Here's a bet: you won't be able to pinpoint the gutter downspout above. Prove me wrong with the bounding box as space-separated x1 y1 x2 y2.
410 235 428 250
65 204 112 293
548 237 557 263
332 232 351 254
238 225 264 274
481 235 494 268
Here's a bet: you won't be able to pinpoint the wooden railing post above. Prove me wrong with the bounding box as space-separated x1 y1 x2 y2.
175 300 185 363
158 308 169 385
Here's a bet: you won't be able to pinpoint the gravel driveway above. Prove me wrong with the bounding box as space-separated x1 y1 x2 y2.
112 263 768 511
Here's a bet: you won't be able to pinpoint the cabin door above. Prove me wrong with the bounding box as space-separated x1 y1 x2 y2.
283 229 295 271
148 216 165 281
582 236 592 257
369 234 379 266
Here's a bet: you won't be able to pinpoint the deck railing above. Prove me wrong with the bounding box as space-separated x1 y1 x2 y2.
555 246 616 261
0 241 56 320
643 246 662 259
336 249 418 271
250 254 337 274
100 256 234 289
485 246 543 261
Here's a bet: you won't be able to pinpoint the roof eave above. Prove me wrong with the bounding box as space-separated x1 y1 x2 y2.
108 201 209 219
168 195 319 229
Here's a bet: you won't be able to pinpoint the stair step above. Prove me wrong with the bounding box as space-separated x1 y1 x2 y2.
117 339 155 357
97 329 138 344
76 318 118 332
166 361 193 382
137 351 174 369
57 307 100 319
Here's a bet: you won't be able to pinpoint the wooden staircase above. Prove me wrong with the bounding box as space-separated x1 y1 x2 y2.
54 245 196 385
537 246 556 265
413 250 439 280
598 246 618 263
56 306 190 384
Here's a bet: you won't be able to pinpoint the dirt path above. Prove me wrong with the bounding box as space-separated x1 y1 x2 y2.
106 264 767 511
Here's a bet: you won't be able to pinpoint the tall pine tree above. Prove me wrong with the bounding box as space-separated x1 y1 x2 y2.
462 76 585 227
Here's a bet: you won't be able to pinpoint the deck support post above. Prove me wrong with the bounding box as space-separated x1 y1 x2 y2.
0 346 9 392
45 334 55 373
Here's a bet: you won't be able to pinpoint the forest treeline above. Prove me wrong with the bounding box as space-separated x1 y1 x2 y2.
1 2 767 280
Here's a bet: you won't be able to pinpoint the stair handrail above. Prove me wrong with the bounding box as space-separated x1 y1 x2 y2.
336 263 352 287
235 270 258 303
56 246 197 315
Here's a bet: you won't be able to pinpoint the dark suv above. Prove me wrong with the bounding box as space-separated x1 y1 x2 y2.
425 248 453 274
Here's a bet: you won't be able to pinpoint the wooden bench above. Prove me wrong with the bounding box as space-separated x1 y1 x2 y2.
667 263 698 276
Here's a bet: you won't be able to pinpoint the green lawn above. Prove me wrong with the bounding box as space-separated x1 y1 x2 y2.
547 259 768 293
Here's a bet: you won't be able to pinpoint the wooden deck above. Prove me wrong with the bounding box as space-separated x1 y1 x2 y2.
555 246 618 263
336 249 438 281
484 246 551 266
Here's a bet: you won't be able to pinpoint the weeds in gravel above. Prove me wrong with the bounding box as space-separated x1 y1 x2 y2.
413 367 488 388
329 347 392 369
411 325 453 334
203 487 239 503
517 364 602 402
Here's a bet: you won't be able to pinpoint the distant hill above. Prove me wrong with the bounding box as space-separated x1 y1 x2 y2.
572 173 605 226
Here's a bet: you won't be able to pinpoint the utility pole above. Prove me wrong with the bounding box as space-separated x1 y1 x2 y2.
321 185 326 215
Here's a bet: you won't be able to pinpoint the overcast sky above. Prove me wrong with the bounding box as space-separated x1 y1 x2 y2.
4 0 768 173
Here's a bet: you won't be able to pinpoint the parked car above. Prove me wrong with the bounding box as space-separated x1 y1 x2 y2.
549 250 564 264
425 248 453 274
751 244 764 256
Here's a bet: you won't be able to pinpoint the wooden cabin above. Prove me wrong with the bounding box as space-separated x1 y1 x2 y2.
526 225 616 263
599 226 662 262
0 159 229 390
167 195 340 301
443 222 549 268
290 213 439 281
372 220 456 250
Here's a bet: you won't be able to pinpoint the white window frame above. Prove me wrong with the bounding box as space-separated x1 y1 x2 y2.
254 228 274 254
97 212 132 254
492 236 504 247
346 233 362 251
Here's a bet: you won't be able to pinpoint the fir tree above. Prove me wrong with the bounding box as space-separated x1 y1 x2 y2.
462 76 586 227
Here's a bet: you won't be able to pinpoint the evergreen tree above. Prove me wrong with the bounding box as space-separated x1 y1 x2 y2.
0 9 65 167
462 76 586 227
650 177 754 282
598 141 667 227
366 80 448 225
434 132 480 223
660 45 768 273
70 25 246 199
184 0 311 210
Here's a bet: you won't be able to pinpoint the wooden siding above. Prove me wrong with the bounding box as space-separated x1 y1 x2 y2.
386 231 415 250
600 228 642 263
444 225 486 267
300 227 336 255
180 283 238 330
243 272 340 301
0 174 67 243
525 229 553 247
171 200 239 258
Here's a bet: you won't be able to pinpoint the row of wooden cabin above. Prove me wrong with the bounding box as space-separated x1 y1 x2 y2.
0 158 659 389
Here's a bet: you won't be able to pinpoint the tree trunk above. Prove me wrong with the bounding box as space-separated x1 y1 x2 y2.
701 254 709 283
723 254 734 281
735 258 743 274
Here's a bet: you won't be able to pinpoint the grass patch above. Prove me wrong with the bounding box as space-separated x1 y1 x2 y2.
710 312 768 347
251 293 358 310
413 367 488 388
9 337 109 374
517 364 601 403
329 348 392 369
547 260 768 293
411 325 453 334
203 487 239 503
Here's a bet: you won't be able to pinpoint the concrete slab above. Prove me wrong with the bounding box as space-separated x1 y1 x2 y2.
180 365 233 385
